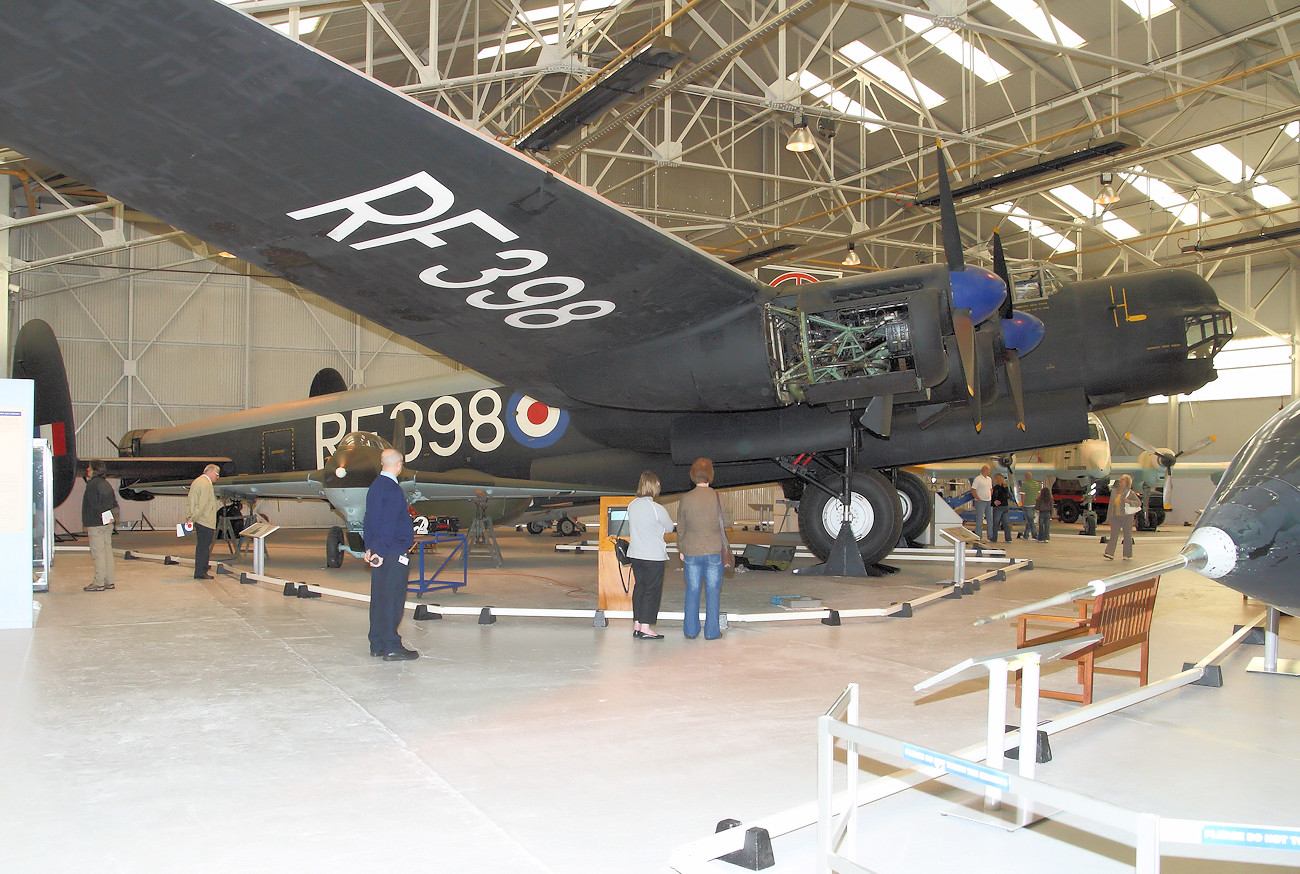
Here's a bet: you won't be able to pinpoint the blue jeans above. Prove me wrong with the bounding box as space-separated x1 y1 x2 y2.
683 553 723 639
972 499 993 541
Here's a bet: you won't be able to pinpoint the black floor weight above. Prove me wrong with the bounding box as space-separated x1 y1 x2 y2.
797 468 903 567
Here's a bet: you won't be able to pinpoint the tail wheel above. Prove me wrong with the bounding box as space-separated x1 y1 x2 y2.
326 525 344 568
526 521 546 535
893 470 932 543
797 469 903 567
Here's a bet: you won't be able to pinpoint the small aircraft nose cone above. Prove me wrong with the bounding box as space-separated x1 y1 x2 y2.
1002 310 1046 354
950 266 1006 325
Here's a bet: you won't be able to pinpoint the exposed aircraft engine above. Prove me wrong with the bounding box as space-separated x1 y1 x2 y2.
765 265 951 407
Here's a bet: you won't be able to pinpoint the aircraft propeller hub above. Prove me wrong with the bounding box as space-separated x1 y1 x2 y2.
1002 310 1046 354
949 266 1006 325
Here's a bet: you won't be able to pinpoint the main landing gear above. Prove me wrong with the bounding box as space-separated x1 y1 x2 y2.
778 446 909 575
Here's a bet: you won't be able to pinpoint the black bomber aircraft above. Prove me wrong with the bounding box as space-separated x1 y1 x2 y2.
0 0 1233 570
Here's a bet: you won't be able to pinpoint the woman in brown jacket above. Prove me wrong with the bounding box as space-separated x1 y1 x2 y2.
676 458 726 639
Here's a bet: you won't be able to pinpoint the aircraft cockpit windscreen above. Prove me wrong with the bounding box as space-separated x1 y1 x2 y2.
336 432 393 451
1185 311 1234 359
1087 422 1103 442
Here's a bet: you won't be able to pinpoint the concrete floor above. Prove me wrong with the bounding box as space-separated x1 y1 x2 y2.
4 523 1299 872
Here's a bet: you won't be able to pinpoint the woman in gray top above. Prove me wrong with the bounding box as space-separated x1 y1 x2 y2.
627 471 674 640
676 458 726 640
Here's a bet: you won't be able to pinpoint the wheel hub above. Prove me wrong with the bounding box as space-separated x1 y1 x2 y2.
822 490 875 540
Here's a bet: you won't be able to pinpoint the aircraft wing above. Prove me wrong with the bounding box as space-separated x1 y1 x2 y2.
134 468 617 505
401 469 619 503
1110 460 1230 478
132 471 328 503
0 0 774 414
97 457 233 482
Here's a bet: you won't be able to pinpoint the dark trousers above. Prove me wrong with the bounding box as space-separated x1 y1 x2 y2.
630 558 666 624
1037 510 1052 541
368 551 410 654
194 524 214 577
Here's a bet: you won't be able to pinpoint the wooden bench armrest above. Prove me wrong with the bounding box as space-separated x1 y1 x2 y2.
1017 613 1088 646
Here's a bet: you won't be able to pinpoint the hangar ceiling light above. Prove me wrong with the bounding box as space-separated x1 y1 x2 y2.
1050 184 1140 239
792 71 884 132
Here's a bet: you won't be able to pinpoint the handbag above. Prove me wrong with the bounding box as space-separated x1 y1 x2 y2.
717 495 734 570
1122 493 1142 516
613 537 632 566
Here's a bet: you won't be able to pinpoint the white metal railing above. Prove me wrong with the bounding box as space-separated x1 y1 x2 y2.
816 677 1300 873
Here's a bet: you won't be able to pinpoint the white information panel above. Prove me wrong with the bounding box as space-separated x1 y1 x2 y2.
0 379 34 629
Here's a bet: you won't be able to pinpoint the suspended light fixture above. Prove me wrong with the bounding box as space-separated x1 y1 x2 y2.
1095 171 1119 207
842 242 861 266
786 114 816 153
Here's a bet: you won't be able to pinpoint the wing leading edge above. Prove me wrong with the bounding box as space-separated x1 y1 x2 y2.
0 0 773 412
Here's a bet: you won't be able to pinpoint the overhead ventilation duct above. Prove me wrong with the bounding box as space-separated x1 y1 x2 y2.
913 134 1139 206
516 39 688 152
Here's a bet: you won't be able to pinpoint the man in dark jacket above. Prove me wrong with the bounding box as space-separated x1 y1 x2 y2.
364 448 418 660
81 460 119 591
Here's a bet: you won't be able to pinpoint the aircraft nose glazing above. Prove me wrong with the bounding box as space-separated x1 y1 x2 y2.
950 267 1007 325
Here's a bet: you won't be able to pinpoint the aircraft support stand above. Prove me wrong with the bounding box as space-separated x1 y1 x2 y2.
466 499 503 568
1245 605 1300 677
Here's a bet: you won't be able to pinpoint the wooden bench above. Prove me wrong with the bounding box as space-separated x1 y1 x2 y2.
1014 576 1160 706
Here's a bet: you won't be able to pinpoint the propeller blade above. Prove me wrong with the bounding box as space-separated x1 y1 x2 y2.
1123 430 1160 455
991 230 1014 321
1176 434 1217 458
936 144 964 273
954 307 977 398
971 351 983 433
1163 469 1173 510
1005 349 1027 431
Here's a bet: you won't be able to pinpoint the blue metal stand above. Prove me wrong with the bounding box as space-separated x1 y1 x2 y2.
408 533 468 595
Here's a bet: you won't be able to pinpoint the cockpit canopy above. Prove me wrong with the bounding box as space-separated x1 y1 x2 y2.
335 432 393 452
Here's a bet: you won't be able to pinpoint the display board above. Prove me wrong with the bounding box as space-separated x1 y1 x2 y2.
0 380 34 629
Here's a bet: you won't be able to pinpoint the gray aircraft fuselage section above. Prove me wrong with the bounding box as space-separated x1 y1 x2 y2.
0 0 774 413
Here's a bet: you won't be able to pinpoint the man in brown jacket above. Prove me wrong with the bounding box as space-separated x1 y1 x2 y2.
187 464 220 579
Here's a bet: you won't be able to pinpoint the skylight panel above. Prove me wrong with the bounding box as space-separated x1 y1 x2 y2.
522 0 621 25
839 42 946 108
1049 185 1140 239
1283 121 1300 141
1192 144 1292 209
991 203 1076 253
902 15 1010 84
272 15 321 36
1118 167 1212 226
1118 0 1175 19
989 0 1086 48
793 71 884 132
477 32 561 60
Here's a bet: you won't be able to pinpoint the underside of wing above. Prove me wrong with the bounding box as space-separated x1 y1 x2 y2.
402 468 620 503
0 0 774 413
139 471 326 503
98 457 233 483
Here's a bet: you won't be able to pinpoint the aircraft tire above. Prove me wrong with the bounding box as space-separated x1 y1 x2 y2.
556 517 578 537
526 521 546 535
326 525 344 568
893 470 932 543
798 469 903 567
1058 500 1081 524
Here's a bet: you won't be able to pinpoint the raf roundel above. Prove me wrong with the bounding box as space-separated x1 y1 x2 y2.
506 393 570 448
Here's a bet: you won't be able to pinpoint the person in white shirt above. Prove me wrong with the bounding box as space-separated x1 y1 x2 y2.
627 471 675 640
970 465 994 542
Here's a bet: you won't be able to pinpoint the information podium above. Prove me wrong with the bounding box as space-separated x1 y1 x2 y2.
596 496 635 611
238 522 280 576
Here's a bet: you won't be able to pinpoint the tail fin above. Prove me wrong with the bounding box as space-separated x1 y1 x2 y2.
11 320 77 506
309 367 348 397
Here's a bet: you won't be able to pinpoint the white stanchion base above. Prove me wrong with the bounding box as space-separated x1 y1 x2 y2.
942 795 1059 832
1246 656 1300 677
